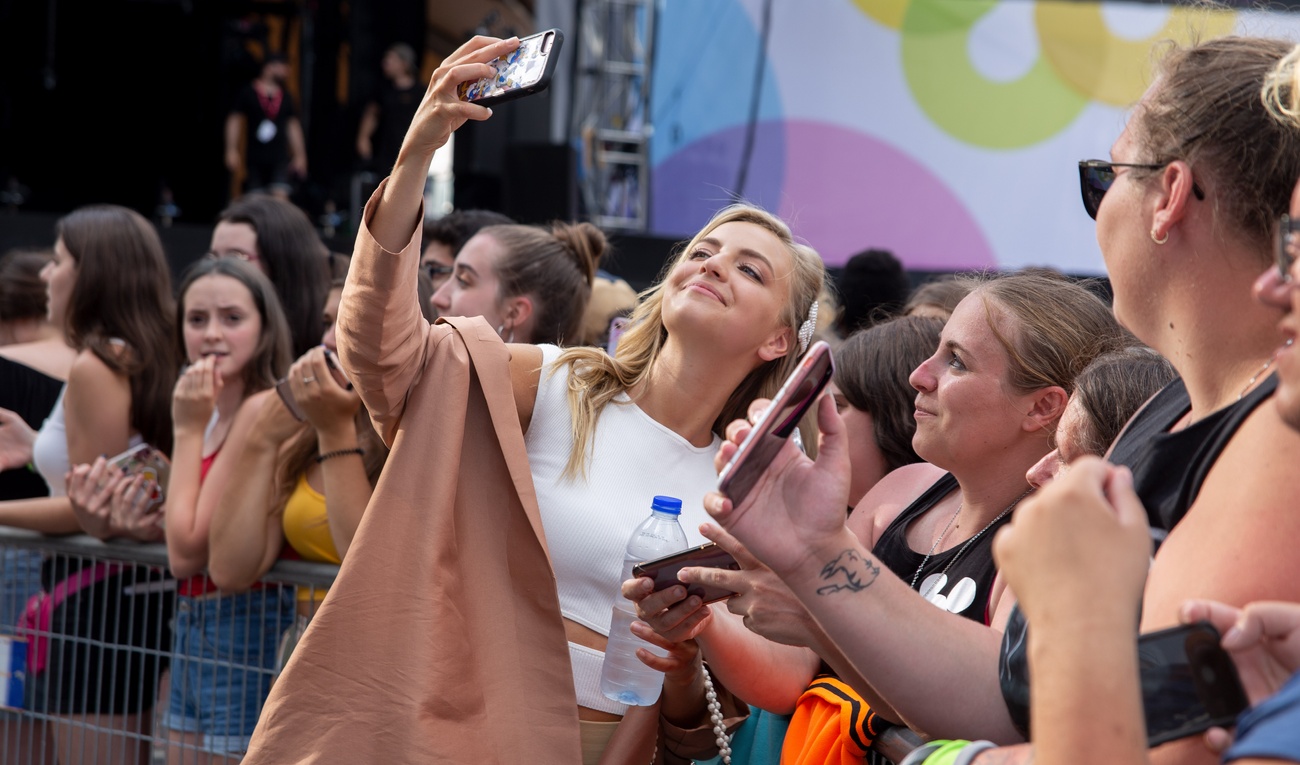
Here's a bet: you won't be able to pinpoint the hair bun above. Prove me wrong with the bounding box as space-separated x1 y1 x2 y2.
550 221 606 287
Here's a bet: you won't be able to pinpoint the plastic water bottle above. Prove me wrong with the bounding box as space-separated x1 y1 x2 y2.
599 495 690 705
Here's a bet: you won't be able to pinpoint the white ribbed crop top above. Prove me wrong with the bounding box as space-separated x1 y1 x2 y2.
526 345 720 637
31 386 70 497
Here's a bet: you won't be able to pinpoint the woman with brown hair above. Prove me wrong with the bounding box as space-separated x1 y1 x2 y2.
210 193 329 358
629 273 1125 764
0 205 179 765
430 220 604 344
208 271 389 615
695 35 1300 765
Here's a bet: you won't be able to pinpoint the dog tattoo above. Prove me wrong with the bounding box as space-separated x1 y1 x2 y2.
816 550 881 595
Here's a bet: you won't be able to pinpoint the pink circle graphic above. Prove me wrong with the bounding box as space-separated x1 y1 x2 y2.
777 121 995 270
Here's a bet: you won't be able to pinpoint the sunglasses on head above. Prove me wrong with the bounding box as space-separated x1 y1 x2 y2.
1077 159 1205 221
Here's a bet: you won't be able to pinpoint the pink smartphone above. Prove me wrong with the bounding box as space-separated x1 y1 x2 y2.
632 542 741 605
715 341 834 508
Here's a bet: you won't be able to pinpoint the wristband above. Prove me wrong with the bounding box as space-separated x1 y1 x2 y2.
953 741 997 765
315 448 363 463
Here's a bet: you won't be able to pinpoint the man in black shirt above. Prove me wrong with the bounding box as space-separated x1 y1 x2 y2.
225 53 307 198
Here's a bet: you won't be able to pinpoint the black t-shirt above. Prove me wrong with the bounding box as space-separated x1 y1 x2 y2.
372 82 421 173
0 356 62 502
233 82 298 167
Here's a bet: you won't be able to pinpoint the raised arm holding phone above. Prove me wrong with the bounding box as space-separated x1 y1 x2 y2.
245 33 828 765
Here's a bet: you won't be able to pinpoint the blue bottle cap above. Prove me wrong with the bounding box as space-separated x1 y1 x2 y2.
651 495 683 515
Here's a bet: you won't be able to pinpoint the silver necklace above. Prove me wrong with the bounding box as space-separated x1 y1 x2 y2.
1239 339 1292 400
909 501 962 590
911 488 1034 600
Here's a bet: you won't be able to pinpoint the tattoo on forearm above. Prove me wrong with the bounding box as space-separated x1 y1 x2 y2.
816 550 880 595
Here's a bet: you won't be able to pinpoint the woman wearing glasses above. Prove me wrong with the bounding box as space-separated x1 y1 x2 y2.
209 193 329 358
688 35 1300 765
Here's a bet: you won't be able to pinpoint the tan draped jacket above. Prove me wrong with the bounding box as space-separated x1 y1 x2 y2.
243 184 741 765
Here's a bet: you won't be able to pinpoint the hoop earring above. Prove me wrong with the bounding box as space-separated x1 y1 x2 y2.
1150 228 1168 245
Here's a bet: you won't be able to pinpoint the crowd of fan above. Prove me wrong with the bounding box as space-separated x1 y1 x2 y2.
4 29 1300 765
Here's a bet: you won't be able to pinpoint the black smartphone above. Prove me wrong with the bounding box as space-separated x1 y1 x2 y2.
1139 621 1249 747
632 542 741 605
275 378 307 422
458 29 564 107
275 350 351 422
716 341 834 508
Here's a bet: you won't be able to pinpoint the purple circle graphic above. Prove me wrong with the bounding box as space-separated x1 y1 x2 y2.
652 120 993 271
651 121 787 237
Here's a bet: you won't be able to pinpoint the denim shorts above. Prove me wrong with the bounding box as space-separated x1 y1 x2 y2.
161 588 294 755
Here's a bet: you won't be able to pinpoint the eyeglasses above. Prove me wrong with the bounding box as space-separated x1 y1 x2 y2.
423 262 454 281
1077 160 1205 220
205 248 260 263
1277 214 1300 283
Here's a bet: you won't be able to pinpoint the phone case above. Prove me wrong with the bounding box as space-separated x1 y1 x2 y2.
458 29 564 107
1139 621 1249 747
716 341 834 507
633 542 741 605
107 443 171 510
275 378 307 422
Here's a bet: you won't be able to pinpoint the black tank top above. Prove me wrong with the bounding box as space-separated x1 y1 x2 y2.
999 374 1278 737
812 473 1010 682
1110 374 1277 531
873 473 1010 623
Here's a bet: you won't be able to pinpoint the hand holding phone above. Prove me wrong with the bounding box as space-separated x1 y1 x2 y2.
458 29 563 107
716 341 834 508
1140 621 1250 746
633 542 742 605
107 443 171 511
276 348 353 422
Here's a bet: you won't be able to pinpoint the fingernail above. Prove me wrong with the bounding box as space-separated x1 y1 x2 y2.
687 596 701 608
672 586 686 599
486 108 493 117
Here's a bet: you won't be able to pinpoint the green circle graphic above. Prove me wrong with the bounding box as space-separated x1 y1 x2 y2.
901 0 1088 149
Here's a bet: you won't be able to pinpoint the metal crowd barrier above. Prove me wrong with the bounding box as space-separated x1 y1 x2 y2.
0 528 338 765
0 528 926 765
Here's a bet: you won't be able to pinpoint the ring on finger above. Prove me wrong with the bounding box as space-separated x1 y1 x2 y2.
302 376 316 383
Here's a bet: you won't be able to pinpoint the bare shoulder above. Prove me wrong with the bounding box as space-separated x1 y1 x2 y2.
0 340 76 381
1142 401 1300 629
507 343 544 433
848 462 946 546
235 389 277 423
67 349 129 398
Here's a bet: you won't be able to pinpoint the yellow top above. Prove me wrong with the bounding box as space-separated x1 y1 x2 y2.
282 473 341 601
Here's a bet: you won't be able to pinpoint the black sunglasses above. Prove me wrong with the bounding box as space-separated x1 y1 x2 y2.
1277 214 1300 283
1077 159 1205 221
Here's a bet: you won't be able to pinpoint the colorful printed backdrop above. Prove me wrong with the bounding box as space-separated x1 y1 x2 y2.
649 0 1300 273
